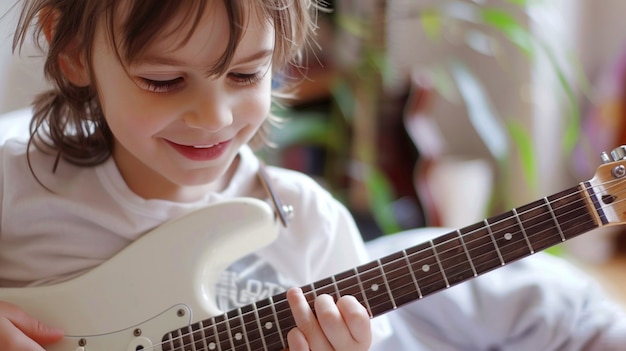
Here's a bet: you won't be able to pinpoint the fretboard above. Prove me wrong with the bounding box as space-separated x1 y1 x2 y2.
161 182 604 351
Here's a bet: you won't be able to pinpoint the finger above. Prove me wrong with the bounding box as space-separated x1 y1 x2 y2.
315 294 371 349
0 302 64 345
0 317 46 351
336 295 371 346
287 326 309 351
286 287 332 350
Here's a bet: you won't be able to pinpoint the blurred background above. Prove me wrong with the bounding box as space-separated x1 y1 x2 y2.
0 0 625 301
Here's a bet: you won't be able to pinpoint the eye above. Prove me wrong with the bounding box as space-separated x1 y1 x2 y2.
137 77 185 93
228 72 263 86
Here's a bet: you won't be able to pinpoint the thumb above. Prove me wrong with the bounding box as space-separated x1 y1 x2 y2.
1 302 64 345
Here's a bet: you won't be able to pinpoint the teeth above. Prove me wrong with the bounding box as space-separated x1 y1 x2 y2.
193 144 217 149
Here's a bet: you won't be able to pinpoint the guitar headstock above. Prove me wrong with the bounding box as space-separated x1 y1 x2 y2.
588 145 626 225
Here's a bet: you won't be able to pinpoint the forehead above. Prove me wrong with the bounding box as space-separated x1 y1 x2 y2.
112 1 274 66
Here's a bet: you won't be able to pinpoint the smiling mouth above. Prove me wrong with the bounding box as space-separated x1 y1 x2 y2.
167 139 231 161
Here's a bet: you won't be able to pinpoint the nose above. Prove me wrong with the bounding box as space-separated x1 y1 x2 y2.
183 87 233 131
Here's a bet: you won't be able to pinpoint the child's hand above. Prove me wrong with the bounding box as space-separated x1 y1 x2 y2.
0 301 64 350
286 287 372 351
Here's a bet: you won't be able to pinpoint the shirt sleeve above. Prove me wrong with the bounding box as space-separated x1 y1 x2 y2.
366 228 626 351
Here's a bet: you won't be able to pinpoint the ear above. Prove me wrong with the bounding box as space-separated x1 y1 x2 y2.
40 7 90 87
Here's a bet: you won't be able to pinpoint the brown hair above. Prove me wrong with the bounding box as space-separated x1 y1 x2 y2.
13 0 322 166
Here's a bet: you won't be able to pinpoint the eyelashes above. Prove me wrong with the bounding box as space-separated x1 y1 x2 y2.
138 77 186 93
137 72 265 93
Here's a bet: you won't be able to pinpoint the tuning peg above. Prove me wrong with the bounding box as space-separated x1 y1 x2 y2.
610 146 626 162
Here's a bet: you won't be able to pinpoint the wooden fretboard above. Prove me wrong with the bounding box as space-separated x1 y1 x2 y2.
161 182 604 351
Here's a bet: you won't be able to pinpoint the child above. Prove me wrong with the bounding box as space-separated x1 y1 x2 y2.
0 0 379 350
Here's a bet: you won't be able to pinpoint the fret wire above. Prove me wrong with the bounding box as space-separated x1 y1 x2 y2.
224 313 236 351
354 267 374 316
188 325 198 351
251 301 268 351
237 308 252 351
402 249 423 298
199 320 210 351
377 258 397 309
212 316 222 351
456 229 477 277
168 332 175 351
430 239 450 288
512 208 534 253
544 197 566 241
310 283 317 299
484 219 505 266
268 295 286 349
330 275 341 300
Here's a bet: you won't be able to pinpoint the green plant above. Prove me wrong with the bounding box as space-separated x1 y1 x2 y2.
264 0 584 238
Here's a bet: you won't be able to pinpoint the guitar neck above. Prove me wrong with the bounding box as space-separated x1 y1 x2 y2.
162 182 605 351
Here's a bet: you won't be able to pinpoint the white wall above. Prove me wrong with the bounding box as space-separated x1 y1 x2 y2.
0 0 47 115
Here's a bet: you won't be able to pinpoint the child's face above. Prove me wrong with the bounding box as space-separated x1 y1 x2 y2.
89 2 274 200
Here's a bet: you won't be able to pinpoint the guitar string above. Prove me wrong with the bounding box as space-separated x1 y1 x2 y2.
162 180 624 347
159 177 624 351
157 177 626 351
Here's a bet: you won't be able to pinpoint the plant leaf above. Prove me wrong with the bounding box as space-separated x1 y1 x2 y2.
450 59 509 160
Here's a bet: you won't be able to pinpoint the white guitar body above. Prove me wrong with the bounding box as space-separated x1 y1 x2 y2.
0 198 279 351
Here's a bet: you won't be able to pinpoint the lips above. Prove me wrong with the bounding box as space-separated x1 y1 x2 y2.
166 139 231 161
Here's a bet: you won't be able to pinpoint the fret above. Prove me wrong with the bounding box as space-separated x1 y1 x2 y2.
484 219 505 266
331 275 341 300
309 283 318 299
239 305 259 351
213 314 232 351
313 277 341 301
270 292 293 349
354 267 374 316
405 241 447 297
431 232 475 286
378 259 396 310
430 240 449 287
513 208 534 253
380 250 421 307
227 309 250 351
161 330 177 351
169 329 183 350
516 198 562 251
457 230 477 277
544 197 566 241
335 269 373 316
255 297 284 350
197 320 210 351
548 186 598 239
211 316 222 351
402 249 423 298
357 260 395 315
250 302 268 351
188 322 204 351
460 222 502 275
488 210 534 263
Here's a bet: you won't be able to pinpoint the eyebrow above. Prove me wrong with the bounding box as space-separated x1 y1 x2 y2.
139 49 274 68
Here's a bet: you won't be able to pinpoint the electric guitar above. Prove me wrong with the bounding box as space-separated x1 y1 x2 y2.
3 146 626 351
